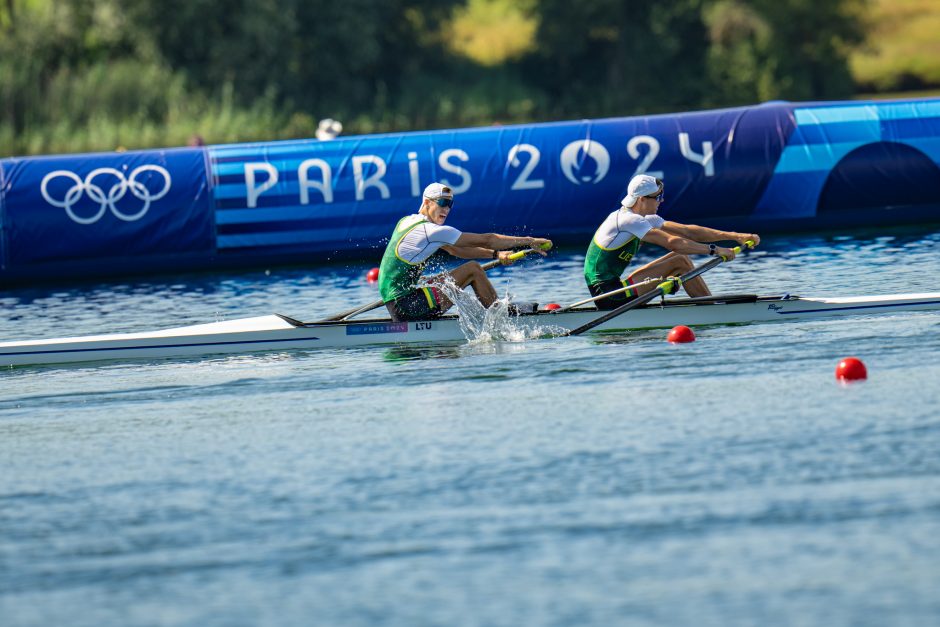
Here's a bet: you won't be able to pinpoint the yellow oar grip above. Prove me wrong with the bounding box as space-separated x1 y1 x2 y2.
507 241 552 261
724 240 755 260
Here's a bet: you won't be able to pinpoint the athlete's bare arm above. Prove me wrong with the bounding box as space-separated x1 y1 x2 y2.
661 222 760 247
440 245 496 260
453 233 552 252
642 228 736 259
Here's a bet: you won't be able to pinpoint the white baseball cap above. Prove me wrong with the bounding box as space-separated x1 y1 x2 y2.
621 174 663 208
423 182 454 201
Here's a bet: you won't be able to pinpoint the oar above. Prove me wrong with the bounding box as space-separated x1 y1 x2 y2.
564 241 755 337
320 243 552 322
553 276 664 313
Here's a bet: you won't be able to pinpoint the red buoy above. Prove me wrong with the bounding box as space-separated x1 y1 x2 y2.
544 303 561 310
667 325 695 343
366 267 380 282
835 357 867 381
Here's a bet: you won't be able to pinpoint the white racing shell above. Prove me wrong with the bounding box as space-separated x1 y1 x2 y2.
2 293 940 367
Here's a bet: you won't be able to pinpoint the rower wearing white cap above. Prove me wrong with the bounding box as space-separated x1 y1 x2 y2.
583 174 760 309
379 182 552 321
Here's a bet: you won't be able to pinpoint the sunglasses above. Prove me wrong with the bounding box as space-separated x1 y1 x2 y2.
429 197 453 208
644 192 664 202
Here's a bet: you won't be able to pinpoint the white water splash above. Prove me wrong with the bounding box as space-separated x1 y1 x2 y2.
429 275 566 344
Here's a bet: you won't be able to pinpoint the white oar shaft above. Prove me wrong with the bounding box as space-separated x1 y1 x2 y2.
555 277 663 312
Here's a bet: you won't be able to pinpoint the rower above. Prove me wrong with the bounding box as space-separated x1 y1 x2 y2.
584 174 761 309
379 182 552 321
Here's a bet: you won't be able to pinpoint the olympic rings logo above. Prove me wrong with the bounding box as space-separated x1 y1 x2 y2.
40 165 172 225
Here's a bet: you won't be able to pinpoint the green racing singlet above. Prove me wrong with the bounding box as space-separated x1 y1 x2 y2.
378 214 461 302
583 208 665 286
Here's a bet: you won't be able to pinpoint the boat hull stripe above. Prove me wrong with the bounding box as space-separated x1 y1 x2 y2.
0 335 321 358
778 300 940 315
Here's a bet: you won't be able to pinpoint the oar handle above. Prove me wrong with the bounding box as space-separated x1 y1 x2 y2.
481 241 553 270
722 239 756 260
654 239 756 297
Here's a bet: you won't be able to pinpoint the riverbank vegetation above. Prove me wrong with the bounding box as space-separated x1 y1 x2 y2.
1 0 938 156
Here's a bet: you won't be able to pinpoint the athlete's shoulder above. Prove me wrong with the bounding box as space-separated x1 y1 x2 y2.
397 213 426 230
615 208 648 227
426 222 461 243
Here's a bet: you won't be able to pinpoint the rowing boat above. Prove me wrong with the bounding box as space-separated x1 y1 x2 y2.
3 292 940 367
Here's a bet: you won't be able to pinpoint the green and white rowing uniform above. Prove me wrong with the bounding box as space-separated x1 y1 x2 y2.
583 208 665 286
379 214 462 303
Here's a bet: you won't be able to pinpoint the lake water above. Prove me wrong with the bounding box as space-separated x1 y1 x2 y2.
2 227 940 626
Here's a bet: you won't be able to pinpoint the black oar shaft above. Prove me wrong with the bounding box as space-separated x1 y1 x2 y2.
555 276 663 312
320 244 551 322
565 243 751 337
323 258 506 322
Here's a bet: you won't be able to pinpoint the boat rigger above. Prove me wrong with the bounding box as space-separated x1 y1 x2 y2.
2 293 940 368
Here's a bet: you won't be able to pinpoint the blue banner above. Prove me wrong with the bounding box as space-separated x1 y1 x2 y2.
208 103 796 257
0 148 212 274
2 98 939 284
755 100 940 220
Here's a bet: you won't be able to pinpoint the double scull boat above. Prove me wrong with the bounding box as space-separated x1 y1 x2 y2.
3 292 940 367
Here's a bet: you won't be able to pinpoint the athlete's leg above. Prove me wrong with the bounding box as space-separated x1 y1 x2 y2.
589 278 634 310
626 252 710 297
429 261 499 308
385 287 446 321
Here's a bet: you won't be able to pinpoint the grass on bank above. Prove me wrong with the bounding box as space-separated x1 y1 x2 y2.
3 0 940 157
849 0 940 91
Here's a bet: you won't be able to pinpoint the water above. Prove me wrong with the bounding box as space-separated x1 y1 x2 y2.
2 228 940 626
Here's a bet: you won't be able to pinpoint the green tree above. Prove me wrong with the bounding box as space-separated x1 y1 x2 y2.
0 0 880 156
752 0 866 100
522 0 864 118
521 0 711 118
125 0 463 118
703 0 774 104
704 0 866 104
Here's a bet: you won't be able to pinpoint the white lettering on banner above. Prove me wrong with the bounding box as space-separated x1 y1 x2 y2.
559 139 610 185
232 132 720 208
298 158 333 204
353 155 391 200
407 152 420 196
438 149 472 193
627 136 663 179
245 163 279 208
507 144 545 190
679 133 715 177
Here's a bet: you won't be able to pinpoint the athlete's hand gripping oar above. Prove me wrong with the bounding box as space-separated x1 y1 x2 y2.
564 241 756 337
320 242 553 322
